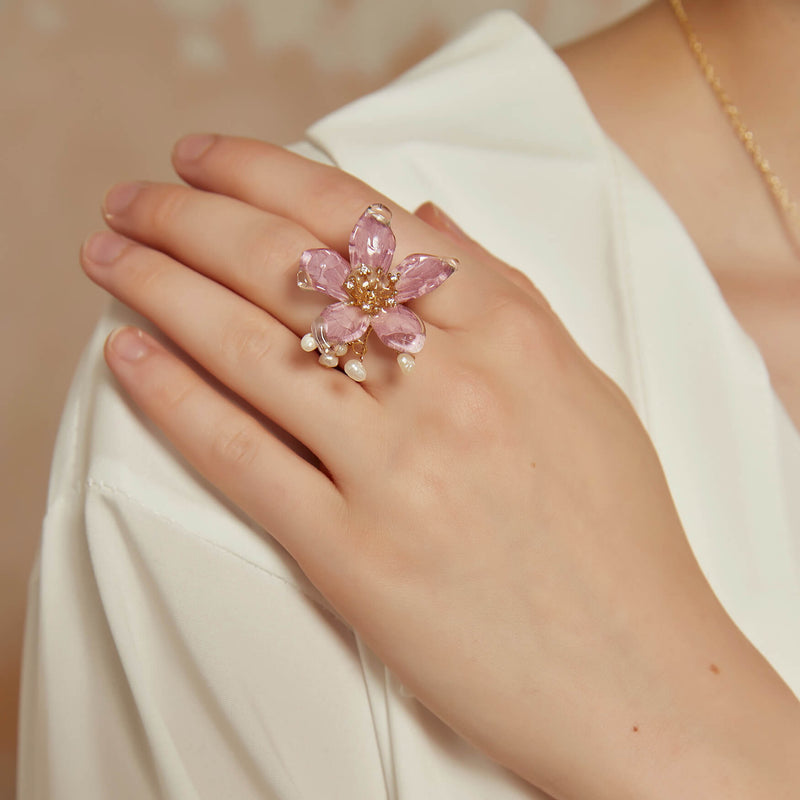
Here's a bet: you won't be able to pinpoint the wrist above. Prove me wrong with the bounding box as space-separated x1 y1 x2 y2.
617 599 800 800
510 586 800 800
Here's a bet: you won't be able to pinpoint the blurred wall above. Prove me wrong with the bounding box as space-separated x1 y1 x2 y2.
0 0 646 796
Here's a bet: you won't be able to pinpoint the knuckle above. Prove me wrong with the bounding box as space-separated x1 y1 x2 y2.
210 421 261 470
147 186 188 231
221 140 268 180
126 254 168 296
242 218 301 283
485 295 564 364
493 295 544 337
213 140 288 196
219 315 274 368
306 165 371 218
152 375 195 414
500 265 554 313
508 266 540 297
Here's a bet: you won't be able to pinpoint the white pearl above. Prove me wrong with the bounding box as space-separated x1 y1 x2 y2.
300 333 317 352
344 358 367 382
334 343 349 356
397 352 416 373
319 352 339 368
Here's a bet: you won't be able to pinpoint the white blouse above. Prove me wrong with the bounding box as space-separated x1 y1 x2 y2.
18 10 800 799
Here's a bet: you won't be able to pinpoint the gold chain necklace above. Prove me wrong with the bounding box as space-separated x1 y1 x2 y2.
668 0 800 240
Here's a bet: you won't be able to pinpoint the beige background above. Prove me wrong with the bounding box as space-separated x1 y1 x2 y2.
0 0 645 795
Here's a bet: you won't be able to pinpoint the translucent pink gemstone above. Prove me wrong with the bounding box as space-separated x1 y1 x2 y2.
370 305 426 353
394 254 456 302
349 210 395 271
298 248 350 301
314 302 369 346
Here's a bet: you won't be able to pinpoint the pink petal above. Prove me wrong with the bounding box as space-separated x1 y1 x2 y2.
370 305 426 353
394 254 457 302
313 302 369 347
298 248 350 301
349 208 395 271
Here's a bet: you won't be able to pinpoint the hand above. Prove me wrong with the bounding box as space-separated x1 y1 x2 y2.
81 135 800 800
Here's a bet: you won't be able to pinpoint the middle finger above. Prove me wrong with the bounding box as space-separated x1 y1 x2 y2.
102 180 329 338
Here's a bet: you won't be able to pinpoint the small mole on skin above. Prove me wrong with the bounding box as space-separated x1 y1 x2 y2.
632 725 639 733
530 462 536 468
710 663 720 675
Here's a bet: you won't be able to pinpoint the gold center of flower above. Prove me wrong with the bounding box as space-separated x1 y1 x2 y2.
343 265 399 315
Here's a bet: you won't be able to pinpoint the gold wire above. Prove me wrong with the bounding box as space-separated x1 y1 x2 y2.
668 0 800 239
351 333 369 359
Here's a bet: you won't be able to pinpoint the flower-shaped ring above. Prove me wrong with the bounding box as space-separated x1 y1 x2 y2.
296 204 458 382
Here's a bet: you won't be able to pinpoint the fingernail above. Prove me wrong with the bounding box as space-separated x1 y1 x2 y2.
104 181 144 217
83 230 128 266
174 133 216 162
429 203 468 238
107 327 151 362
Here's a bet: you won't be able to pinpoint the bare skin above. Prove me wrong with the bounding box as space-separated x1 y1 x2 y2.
83 134 800 800
74 5 800 796
558 0 800 431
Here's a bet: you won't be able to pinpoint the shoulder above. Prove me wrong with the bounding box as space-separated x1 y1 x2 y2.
306 10 603 163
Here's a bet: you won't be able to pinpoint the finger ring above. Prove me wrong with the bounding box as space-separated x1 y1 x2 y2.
296 204 458 382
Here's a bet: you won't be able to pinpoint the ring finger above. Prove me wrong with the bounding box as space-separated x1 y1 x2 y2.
80 230 377 473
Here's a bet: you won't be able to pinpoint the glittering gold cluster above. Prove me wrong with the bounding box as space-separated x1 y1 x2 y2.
344 265 399 315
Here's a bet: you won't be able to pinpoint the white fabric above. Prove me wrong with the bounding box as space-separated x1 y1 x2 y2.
18 10 800 799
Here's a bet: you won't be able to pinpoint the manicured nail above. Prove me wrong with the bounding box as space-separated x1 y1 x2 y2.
83 230 128 266
174 133 216 162
107 327 151 362
104 181 144 217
